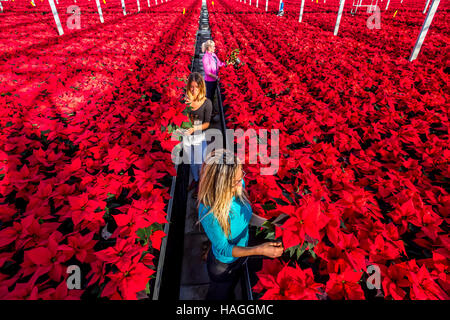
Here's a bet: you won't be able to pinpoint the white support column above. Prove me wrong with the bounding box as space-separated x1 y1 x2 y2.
299 0 305 22
137 0 140 11
48 0 64 36
334 0 345 36
266 0 268 11
409 0 440 61
95 0 104 23
423 0 430 13
355 0 361 14
121 0 126 15
278 0 282 10
0 2 3 13
385 0 390 10
256 0 259 7
147 0 150 6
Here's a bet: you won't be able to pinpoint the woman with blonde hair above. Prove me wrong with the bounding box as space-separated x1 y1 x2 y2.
201 40 229 102
184 72 213 197
198 149 284 300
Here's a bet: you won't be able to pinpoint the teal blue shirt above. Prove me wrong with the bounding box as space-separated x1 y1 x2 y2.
198 179 252 263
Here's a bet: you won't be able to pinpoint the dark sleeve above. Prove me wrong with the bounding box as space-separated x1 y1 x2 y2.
203 99 212 123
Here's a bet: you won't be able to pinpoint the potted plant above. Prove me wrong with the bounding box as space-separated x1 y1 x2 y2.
226 48 243 69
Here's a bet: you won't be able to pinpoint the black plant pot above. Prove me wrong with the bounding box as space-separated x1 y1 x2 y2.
232 57 243 69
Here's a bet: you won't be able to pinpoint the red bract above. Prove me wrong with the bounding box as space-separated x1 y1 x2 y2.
253 259 324 300
149 230 166 251
59 232 97 263
21 232 71 282
39 282 83 300
96 238 144 270
101 255 155 300
276 198 330 249
103 145 138 174
409 265 450 300
210 0 449 300
379 263 410 300
68 194 106 231
326 268 365 300
0 0 199 300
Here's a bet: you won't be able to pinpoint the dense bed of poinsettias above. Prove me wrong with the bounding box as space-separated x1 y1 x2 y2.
210 0 449 300
0 0 198 299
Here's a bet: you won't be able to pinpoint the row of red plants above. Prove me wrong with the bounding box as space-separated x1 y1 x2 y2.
209 0 448 299
229 0 449 62
0 0 199 299
1 0 183 54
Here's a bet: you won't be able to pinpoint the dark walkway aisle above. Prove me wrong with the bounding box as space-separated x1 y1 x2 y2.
178 0 244 300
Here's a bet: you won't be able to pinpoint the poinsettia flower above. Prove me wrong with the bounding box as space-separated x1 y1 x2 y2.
254 259 324 300
96 237 143 270
58 231 97 263
21 232 71 282
112 209 153 238
326 268 365 300
335 233 368 272
276 197 330 249
379 263 410 300
408 265 449 300
68 193 106 231
38 281 83 300
15 215 60 251
101 255 155 300
128 198 168 226
103 144 138 174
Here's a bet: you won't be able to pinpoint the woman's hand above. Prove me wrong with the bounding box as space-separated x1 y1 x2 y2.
257 241 284 258
185 128 194 135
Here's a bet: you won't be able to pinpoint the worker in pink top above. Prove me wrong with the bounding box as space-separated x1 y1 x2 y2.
202 40 228 102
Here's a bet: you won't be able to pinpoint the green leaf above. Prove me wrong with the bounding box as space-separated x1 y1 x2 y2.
296 246 303 260
264 231 275 240
136 228 149 245
297 242 308 258
273 197 289 206
181 121 193 129
310 249 317 260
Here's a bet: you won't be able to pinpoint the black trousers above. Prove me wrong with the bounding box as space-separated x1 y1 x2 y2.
205 80 217 102
206 249 247 300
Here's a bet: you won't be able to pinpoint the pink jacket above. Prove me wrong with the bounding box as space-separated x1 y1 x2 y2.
202 51 226 82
